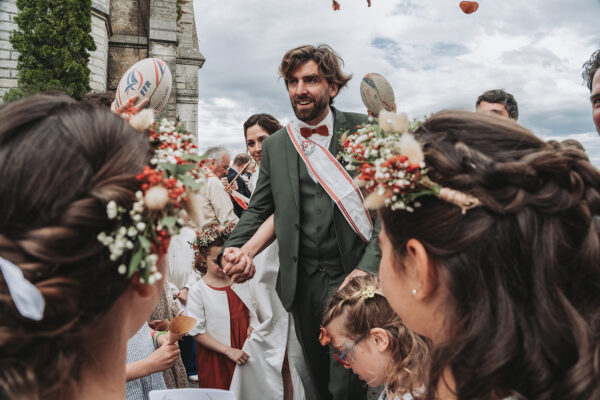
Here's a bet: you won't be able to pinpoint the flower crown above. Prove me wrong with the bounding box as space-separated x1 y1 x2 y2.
339 110 481 214
192 222 236 250
97 100 205 284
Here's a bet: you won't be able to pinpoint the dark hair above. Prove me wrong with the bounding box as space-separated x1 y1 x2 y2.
279 44 352 105
380 111 600 399
476 89 519 120
232 153 251 167
243 113 282 138
0 95 152 399
582 50 600 92
80 90 115 108
193 237 226 274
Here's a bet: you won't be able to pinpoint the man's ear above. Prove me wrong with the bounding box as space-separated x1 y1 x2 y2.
329 82 339 99
404 238 438 300
370 328 390 352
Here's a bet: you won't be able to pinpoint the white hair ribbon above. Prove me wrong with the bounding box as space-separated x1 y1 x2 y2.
0 257 45 320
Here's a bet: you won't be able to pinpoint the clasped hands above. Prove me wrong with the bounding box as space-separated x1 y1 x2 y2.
221 247 256 283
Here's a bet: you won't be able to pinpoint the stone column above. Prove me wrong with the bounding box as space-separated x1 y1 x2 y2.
0 0 18 102
148 0 178 120
175 0 205 135
89 0 111 91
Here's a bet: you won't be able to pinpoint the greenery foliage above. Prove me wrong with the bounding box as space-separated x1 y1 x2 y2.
3 0 96 102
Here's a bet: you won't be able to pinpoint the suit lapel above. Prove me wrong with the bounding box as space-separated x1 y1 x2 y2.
329 107 346 156
284 132 300 210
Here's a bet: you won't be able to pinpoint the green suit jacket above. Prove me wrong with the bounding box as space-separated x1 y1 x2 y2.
221 108 381 310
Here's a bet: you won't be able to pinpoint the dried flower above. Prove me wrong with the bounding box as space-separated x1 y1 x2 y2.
144 185 170 210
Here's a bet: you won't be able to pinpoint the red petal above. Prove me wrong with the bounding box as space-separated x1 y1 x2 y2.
332 0 340 10
459 1 479 14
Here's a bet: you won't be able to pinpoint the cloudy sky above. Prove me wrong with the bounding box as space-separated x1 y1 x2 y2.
192 0 600 166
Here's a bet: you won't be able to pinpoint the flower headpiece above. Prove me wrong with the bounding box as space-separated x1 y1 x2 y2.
192 222 236 250
98 99 205 284
339 110 481 214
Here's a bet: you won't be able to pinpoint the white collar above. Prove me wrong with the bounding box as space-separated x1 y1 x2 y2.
293 107 334 137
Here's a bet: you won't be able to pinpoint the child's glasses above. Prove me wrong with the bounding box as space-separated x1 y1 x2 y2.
333 332 368 367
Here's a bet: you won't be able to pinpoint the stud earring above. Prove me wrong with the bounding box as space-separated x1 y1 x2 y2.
412 289 418 296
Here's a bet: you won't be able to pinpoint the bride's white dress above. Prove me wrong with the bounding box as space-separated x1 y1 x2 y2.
229 173 317 400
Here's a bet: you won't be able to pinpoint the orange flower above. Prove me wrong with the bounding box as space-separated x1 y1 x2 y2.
319 326 331 346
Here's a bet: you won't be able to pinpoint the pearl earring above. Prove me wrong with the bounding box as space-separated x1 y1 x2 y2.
412 289 418 296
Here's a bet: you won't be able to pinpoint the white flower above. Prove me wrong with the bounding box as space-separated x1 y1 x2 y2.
136 222 146 232
129 109 155 131
106 201 118 219
392 113 409 133
125 240 134 249
378 110 395 134
118 264 127 275
133 201 145 213
127 227 138 237
135 191 144 200
133 214 142 222
399 133 424 164
144 185 170 211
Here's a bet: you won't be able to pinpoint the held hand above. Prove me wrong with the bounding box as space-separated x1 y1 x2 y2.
222 248 256 283
338 269 369 290
175 288 189 305
147 341 181 373
149 319 170 331
225 347 249 366
247 326 254 338
112 95 150 115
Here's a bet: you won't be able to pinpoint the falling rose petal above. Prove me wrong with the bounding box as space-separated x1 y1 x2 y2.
367 0 371 6
332 0 340 10
459 1 479 14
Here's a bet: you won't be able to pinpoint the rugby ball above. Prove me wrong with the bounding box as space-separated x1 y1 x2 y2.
360 73 395 117
114 58 172 113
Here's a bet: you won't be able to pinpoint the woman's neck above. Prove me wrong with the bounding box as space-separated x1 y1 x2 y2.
436 368 457 400
69 315 129 399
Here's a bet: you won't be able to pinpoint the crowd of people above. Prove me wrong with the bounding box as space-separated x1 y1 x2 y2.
0 43 599 400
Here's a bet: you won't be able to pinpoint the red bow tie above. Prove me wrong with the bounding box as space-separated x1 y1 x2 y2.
300 125 329 139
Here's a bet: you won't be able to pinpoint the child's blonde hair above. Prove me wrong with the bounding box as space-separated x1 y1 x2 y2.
322 275 429 398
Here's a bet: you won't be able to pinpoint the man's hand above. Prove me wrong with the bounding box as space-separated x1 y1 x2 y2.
224 347 249 366
111 95 150 115
338 268 369 290
222 247 256 283
175 288 189 305
147 341 181 373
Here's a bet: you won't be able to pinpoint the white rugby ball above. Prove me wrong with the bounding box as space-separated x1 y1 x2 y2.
360 73 395 117
114 58 172 113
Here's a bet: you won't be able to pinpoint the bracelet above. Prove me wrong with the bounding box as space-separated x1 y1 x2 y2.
152 331 168 348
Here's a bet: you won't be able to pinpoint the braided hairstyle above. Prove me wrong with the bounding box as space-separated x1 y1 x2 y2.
0 95 152 399
322 275 429 399
380 110 600 399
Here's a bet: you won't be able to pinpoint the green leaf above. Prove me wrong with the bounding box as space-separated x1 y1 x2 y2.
128 246 143 278
161 216 177 228
139 236 153 251
178 174 202 190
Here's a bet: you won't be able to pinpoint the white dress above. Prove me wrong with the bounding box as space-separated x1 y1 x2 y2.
229 173 317 400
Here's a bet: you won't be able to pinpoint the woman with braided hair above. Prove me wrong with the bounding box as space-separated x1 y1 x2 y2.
374 111 600 399
0 95 170 399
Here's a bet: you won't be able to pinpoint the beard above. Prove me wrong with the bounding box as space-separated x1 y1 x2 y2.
291 92 330 124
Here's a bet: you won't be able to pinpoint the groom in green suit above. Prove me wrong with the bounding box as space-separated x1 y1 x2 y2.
220 44 380 400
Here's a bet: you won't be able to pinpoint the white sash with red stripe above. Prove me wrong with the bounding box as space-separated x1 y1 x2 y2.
286 123 373 242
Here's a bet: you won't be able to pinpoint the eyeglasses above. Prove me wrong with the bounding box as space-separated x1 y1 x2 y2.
332 332 368 367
